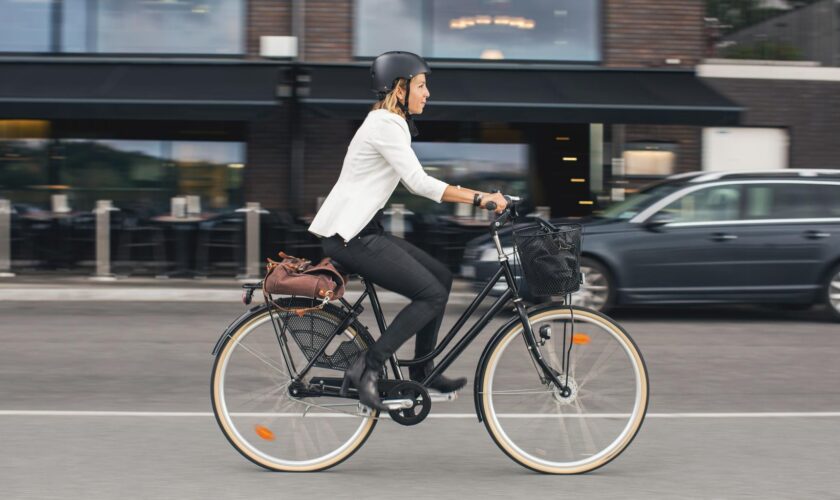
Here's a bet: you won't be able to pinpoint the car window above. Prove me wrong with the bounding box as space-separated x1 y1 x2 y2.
744 183 840 219
660 185 742 223
598 182 684 220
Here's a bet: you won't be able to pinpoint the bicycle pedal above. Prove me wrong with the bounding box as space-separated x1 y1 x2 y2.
426 390 458 403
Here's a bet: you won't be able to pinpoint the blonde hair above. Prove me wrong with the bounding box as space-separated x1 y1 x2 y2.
371 78 407 117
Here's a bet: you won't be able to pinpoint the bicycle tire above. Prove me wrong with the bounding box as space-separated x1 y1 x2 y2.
478 305 648 474
211 299 378 472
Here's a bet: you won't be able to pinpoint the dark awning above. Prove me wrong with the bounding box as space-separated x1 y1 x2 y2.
301 63 742 125
0 58 282 121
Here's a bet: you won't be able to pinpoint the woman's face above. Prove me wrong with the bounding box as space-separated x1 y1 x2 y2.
397 74 430 115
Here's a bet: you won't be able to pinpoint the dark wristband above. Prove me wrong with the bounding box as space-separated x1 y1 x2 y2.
473 192 483 207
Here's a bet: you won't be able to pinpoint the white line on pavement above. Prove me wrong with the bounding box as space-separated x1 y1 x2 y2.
2 410 840 418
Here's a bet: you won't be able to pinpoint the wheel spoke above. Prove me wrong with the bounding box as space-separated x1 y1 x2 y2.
212 308 376 471
572 398 600 456
491 388 554 395
577 341 620 389
235 341 289 377
481 307 647 473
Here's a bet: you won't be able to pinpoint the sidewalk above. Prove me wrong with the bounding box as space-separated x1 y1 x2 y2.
0 271 479 304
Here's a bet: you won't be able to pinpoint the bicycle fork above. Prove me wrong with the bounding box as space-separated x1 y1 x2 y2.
513 300 572 397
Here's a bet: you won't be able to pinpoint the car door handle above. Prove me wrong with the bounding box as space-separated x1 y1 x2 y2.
804 230 831 239
710 233 738 242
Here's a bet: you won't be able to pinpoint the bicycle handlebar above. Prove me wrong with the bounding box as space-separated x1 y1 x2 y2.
483 195 557 232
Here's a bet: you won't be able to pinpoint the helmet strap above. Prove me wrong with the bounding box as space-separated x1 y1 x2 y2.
399 82 419 138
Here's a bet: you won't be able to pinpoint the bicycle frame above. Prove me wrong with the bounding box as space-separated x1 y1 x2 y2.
280 216 569 394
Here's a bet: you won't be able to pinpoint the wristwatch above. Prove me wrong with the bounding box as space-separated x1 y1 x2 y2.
473 192 483 207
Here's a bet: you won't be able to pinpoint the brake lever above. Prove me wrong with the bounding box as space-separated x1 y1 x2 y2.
486 195 519 228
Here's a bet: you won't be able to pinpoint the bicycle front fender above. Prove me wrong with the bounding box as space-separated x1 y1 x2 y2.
472 301 561 423
211 303 270 356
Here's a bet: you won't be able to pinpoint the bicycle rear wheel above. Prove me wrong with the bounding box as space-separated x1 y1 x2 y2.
211 304 378 472
479 305 648 474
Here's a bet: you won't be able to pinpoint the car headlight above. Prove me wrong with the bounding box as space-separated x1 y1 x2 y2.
480 247 514 261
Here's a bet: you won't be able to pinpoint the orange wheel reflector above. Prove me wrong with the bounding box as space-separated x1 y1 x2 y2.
255 425 276 441
572 333 590 345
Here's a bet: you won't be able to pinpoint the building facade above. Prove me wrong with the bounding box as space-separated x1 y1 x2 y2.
1 0 742 226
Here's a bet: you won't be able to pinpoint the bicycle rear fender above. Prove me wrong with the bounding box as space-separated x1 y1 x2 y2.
472 301 560 423
211 304 270 356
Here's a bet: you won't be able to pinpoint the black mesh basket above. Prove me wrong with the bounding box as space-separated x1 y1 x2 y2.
277 309 366 371
513 223 582 297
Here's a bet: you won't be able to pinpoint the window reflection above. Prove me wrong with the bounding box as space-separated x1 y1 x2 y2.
171 142 245 210
1 0 247 54
0 125 245 215
355 0 600 61
0 0 51 52
0 139 50 207
391 142 528 215
662 186 742 223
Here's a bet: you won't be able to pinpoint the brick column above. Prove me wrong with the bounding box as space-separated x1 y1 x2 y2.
300 111 356 217
245 112 291 210
304 0 353 61
247 0 292 58
604 0 704 68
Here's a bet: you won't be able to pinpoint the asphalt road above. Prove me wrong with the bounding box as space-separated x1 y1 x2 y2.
2 300 839 499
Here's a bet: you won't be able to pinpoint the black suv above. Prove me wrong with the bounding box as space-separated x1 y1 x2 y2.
461 170 840 321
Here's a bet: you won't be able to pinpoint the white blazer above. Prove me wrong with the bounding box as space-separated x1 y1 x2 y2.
308 109 449 242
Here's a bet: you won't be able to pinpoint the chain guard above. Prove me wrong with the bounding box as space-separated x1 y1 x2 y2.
387 381 431 426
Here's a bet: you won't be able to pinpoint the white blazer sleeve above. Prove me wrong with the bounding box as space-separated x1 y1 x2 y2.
369 118 449 203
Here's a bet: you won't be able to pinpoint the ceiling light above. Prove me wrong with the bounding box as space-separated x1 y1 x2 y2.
480 49 505 60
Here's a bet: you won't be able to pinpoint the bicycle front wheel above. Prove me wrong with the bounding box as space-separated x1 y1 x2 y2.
211 305 377 472
479 305 648 474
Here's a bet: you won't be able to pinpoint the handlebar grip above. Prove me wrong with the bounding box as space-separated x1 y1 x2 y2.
485 201 497 211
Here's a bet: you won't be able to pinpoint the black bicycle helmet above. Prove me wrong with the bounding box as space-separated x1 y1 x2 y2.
370 51 431 137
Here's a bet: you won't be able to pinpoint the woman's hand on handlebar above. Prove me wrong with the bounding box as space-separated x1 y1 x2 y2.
482 192 508 214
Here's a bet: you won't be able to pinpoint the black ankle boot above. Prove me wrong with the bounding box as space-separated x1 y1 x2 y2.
341 355 388 411
410 363 467 393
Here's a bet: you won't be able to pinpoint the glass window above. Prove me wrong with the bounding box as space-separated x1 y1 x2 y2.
62 0 245 54
389 142 528 215
622 143 678 177
745 183 840 220
660 185 742 223
355 0 600 62
598 182 684 220
0 0 51 52
171 141 245 210
354 0 423 56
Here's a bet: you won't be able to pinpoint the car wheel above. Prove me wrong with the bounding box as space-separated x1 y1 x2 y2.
569 257 614 313
825 263 840 322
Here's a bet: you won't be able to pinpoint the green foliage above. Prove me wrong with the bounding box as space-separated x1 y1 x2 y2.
722 40 803 59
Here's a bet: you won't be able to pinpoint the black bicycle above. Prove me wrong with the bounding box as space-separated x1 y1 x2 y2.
210 198 649 474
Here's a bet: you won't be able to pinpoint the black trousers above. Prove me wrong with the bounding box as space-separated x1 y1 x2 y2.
321 217 452 371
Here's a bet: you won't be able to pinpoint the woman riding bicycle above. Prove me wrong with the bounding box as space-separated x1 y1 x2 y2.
308 51 508 410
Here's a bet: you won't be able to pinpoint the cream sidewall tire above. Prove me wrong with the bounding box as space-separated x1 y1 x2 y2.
480 307 648 474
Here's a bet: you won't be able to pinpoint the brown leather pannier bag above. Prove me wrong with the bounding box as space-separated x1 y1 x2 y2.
262 252 347 303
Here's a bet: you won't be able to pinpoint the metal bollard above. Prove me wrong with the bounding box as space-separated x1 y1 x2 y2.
0 199 14 277
237 202 264 280
385 203 405 239
90 200 118 281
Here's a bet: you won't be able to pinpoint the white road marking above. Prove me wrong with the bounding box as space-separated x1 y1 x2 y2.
2 410 840 418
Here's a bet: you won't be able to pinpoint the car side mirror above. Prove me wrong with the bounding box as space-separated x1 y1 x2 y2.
644 212 676 230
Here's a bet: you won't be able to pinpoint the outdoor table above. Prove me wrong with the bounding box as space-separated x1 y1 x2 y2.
19 211 80 269
150 214 214 278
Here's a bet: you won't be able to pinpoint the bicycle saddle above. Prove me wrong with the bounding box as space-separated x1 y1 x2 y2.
329 258 358 279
